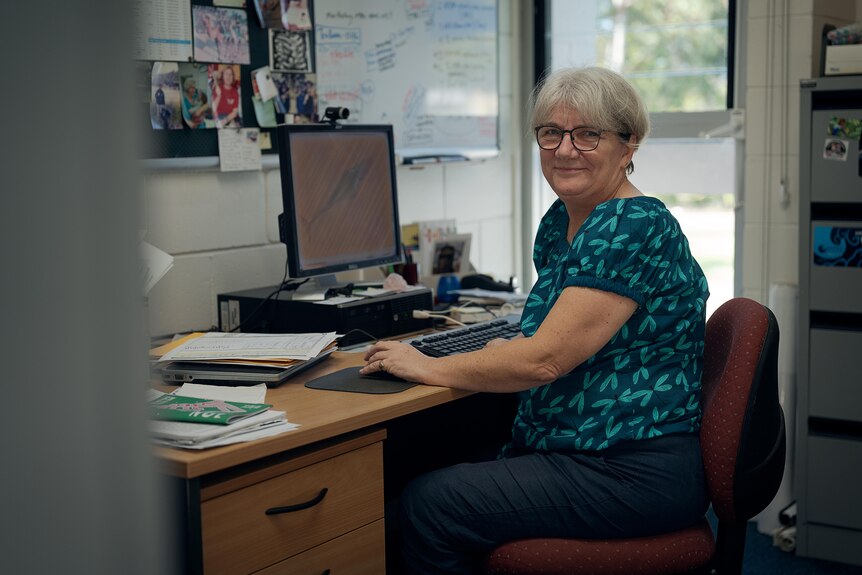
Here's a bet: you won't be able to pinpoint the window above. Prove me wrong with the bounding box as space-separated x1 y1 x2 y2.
548 0 732 112
532 0 738 317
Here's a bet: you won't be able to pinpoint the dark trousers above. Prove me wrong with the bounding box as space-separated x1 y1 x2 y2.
398 433 709 575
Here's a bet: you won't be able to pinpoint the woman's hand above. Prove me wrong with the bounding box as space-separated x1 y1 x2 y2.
224 107 239 126
360 340 432 383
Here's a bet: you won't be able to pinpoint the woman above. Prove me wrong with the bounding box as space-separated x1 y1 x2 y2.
295 79 316 122
181 77 211 129
212 65 241 128
361 67 710 574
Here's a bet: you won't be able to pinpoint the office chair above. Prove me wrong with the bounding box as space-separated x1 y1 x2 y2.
483 297 786 575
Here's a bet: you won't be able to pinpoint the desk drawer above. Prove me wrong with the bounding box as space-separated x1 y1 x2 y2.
810 328 862 422
254 519 385 574
202 442 383 575
807 436 862 531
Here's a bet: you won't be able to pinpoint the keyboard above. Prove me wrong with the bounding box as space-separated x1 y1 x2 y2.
408 314 522 357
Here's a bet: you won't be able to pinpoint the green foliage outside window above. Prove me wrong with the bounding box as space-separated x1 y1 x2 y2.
593 0 729 112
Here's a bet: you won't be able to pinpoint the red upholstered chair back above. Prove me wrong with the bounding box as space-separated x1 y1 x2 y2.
700 297 785 523
483 298 786 575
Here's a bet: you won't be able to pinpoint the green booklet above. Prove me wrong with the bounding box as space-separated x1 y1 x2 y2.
150 394 272 425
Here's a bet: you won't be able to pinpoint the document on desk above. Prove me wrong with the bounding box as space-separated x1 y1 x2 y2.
150 410 297 449
157 332 337 362
352 285 426 298
177 382 268 403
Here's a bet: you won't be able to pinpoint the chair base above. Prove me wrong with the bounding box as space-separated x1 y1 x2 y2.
484 520 716 575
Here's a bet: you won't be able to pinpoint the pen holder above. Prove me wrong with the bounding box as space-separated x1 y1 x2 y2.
393 262 419 285
436 275 460 303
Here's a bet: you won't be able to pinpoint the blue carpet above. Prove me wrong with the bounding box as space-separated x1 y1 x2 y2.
742 522 862 575
705 508 862 574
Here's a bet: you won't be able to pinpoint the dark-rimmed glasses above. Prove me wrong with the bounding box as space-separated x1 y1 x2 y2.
535 126 606 151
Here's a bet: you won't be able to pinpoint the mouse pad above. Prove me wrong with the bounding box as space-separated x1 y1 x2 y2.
305 367 417 394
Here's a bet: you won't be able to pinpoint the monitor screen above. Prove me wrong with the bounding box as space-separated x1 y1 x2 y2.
276 123 402 279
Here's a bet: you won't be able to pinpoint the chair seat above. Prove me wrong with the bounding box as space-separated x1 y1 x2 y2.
484 519 716 575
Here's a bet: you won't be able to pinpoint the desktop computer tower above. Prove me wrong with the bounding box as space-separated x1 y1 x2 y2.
217 285 434 346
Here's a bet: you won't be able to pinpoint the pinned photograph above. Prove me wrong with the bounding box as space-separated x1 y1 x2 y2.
431 234 472 275
252 66 279 101
252 0 283 28
208 64 243 129
251 96 278 128
179 63 215 129
294 77 317 123
150 62 183 130
193 5 251 64
250 67 278 128
824 138 848 161
283 0 312 31
271 72 317 122
270 29 312 72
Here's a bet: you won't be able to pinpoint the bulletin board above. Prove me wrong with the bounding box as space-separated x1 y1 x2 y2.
143 0 275 160
142 0 499 162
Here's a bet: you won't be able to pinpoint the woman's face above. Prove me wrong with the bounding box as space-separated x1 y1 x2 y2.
222 67 235 85
538 106 634 207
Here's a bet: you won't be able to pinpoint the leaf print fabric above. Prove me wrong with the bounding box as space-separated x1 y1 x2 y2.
509 197 709 453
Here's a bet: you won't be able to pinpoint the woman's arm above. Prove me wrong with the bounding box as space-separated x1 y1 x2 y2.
191 94 210 120
223 104 239 125
211 84 222 115
362 286 638 392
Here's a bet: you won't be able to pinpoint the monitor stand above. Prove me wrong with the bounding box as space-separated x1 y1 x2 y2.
291 274 353 301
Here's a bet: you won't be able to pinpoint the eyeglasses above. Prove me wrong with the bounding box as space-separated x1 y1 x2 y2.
535 126 607 151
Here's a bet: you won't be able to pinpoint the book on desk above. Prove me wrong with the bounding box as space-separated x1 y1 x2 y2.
147 389 296 449
150 393 272 424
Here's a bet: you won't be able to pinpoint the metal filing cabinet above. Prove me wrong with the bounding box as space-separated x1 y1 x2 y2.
796 75 862 567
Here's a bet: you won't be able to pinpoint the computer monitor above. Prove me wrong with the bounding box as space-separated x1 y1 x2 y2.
276 123 402 289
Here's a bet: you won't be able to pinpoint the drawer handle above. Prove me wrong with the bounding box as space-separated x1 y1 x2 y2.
321 571 331 575
265 488 328 515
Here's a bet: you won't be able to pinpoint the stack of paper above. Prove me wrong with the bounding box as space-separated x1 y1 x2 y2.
151 331 338 370
451 288 527 306
148 385 299 450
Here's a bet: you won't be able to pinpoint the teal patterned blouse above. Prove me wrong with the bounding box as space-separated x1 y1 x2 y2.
510 197 709 453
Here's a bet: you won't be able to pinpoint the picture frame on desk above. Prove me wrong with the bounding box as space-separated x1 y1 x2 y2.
418 233 476 295
430 233 471 275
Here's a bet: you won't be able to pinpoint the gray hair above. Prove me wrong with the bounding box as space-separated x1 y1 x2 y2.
529 67 650 174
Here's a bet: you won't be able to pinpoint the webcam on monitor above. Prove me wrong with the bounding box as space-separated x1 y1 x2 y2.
323 106 350 124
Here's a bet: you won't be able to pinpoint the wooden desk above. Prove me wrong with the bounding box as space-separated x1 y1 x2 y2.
156 351 514 575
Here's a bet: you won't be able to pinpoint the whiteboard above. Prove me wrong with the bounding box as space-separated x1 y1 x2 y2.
313 0 499 161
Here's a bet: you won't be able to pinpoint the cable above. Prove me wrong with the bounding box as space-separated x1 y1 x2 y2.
499 302 520 316
413 309 467 327
337 328 380 348
229 258 308 333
